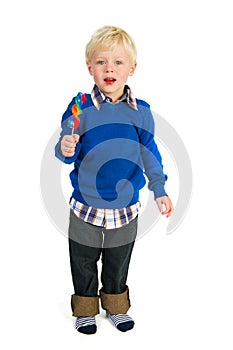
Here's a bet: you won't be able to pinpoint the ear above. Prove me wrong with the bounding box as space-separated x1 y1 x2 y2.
87 62 93 76
129 62 137 76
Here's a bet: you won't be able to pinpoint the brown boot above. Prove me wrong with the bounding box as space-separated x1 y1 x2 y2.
71 295 100 317
99 286 131 314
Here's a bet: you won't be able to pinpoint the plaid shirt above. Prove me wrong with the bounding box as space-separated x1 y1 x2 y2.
91 84 138 111
70 85 140 229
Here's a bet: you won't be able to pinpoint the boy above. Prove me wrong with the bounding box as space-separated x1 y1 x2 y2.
55 26 173 335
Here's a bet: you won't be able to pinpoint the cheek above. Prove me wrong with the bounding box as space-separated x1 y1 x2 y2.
93 71 100 80
92 68 101 78
119 70 131 80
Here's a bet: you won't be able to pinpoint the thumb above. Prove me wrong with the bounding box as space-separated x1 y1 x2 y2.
73 134 80 144
155 198 163 213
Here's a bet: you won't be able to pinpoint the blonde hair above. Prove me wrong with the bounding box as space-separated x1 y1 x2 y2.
85 26 137 64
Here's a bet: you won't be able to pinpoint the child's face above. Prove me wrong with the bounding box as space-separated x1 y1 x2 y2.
87 44 137 103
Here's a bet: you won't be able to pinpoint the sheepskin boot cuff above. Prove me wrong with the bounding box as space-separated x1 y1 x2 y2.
100 286 131 314
71 294 100 317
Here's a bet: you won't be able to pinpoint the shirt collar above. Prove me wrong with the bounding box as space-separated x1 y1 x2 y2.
91 84 138 111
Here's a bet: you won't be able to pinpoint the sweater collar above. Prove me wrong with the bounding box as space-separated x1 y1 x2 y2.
91 84 138 111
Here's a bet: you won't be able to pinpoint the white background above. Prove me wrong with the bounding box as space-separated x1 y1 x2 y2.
1 0 233 348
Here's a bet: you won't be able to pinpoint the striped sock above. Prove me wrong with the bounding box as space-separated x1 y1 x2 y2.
107 314 135 332
75 317 97 335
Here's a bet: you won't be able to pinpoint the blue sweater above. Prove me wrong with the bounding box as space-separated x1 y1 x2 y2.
55 94 167 209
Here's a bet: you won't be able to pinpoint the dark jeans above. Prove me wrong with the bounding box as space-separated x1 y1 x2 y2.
68 209 137 297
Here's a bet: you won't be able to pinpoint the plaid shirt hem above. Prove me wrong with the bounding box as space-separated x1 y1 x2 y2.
70 198 140 230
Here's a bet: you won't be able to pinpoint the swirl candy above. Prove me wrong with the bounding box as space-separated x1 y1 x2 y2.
67 92 87 134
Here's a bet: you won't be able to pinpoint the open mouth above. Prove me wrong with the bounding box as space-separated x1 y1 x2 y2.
104 77 116 84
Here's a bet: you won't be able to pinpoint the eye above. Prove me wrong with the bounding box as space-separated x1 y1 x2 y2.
115 61 122 65
97 60 105 65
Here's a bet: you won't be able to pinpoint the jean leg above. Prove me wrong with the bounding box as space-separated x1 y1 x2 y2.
101 217 137 294
68 210 103 296
69 239 102 296
101 242 135 294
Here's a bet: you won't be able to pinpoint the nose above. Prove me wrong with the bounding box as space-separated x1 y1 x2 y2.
105 62 114 72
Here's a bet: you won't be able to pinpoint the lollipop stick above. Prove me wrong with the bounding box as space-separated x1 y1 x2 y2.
72 127 74 135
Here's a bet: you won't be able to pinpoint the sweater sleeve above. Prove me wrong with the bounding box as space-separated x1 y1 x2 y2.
55 98 82 164
138 105 168 199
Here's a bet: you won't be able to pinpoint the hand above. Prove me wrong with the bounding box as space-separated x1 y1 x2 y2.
61 134 79 157
156 196 174 218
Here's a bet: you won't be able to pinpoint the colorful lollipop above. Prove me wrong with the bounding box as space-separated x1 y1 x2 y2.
67 92 87 134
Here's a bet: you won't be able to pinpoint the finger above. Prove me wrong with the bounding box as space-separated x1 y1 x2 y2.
62 141 76 151
64 138 76 146
62 135 76 144
63 153 74 157
62 149 75 157
162 203 170 215
165 204 174 218
165 208 172 218
65 147 75 153
65 145 75 153
61 144 75 154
